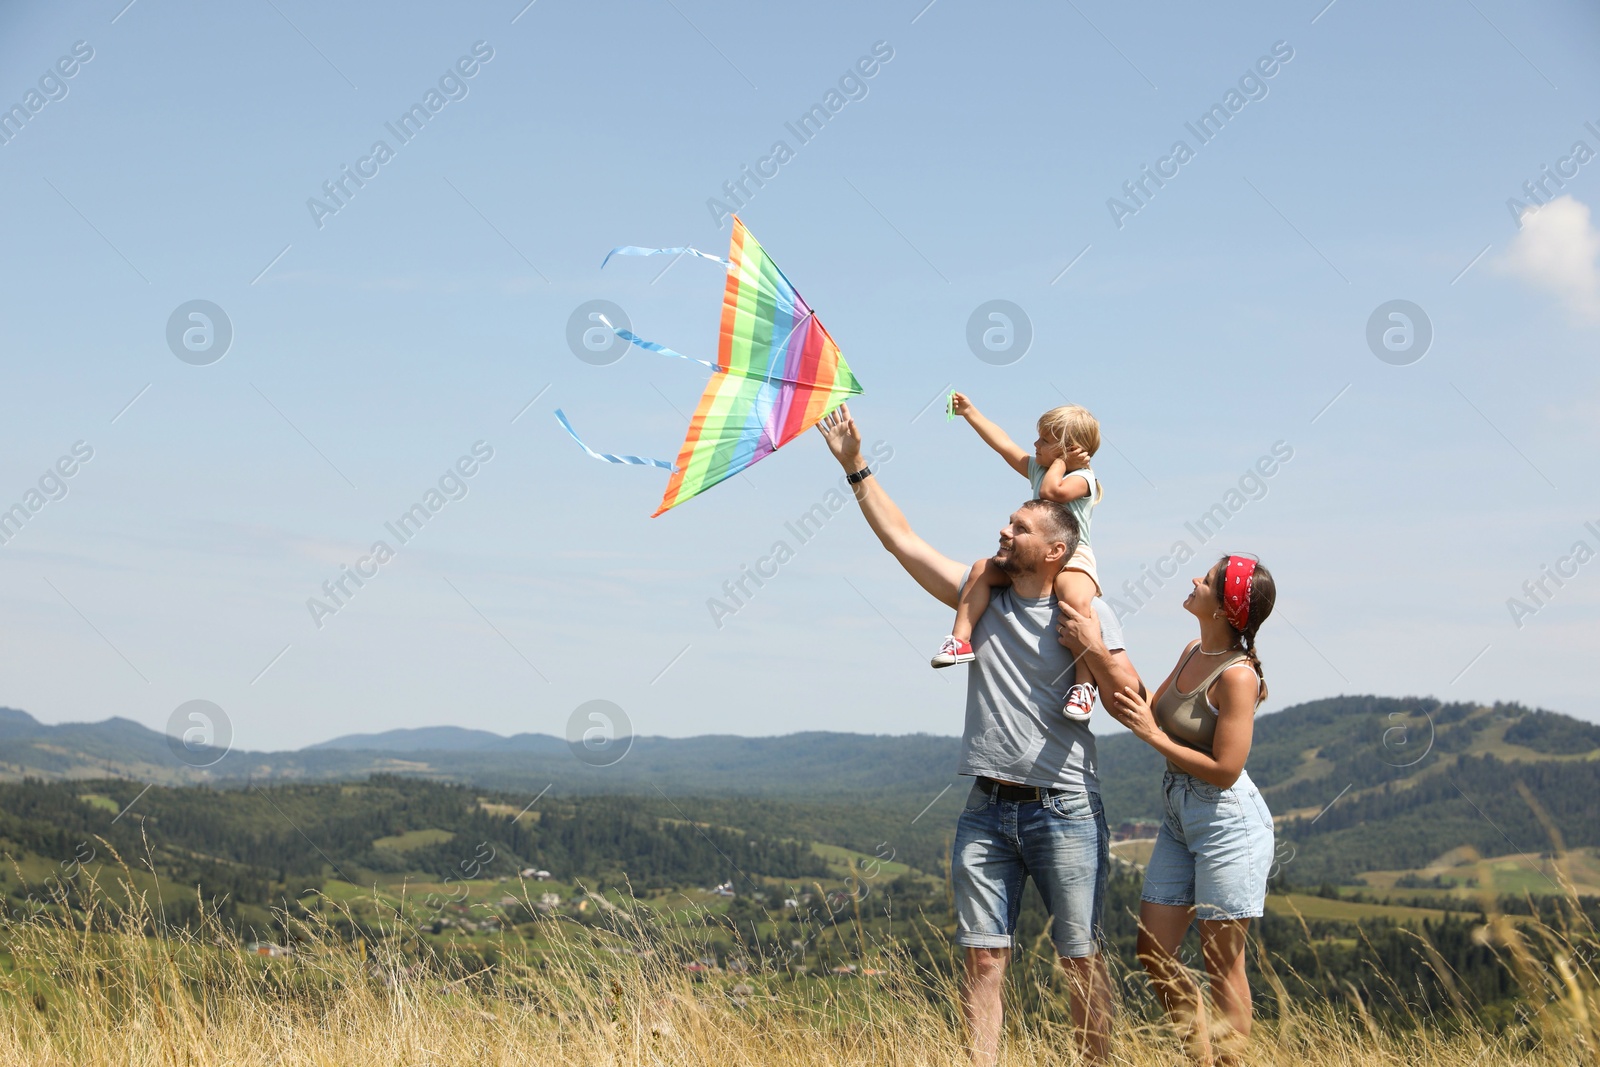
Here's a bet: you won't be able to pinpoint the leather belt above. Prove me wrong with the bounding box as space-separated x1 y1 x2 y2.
976 777 1057 803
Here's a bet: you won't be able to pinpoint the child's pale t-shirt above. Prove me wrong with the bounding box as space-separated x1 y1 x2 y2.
1027 459 1097 548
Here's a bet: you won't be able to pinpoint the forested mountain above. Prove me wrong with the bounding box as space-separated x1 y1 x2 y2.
3 697 1598 886
0 705 963 796
0 776 834 927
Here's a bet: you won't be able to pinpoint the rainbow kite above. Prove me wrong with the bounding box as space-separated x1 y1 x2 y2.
556 217 864 516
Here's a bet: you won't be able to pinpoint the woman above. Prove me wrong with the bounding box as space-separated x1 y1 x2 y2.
1066 553 1277 1064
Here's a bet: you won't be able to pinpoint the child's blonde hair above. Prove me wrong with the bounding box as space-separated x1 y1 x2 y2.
1038 404 1101 457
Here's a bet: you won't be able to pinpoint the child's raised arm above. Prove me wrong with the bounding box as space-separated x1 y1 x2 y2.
949 392 1029 477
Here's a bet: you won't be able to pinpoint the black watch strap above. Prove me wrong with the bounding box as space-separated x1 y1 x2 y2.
846 465 872 484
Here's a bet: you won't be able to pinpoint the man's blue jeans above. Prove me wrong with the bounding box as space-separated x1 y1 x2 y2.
951 780 1109 958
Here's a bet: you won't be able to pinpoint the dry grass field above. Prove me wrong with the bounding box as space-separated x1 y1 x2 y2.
2 868 1598 1067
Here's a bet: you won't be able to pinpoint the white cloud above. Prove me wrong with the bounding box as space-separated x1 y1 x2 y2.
1500 195 1600 322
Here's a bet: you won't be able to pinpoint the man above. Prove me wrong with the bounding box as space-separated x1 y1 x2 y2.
819 404 1141 1066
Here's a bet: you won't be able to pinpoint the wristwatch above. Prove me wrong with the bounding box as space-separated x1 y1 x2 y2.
846 465 872 484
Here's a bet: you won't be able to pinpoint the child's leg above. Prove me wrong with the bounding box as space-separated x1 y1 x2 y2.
953 558 1013 641
934 559 1012 667
1056 569 1102 704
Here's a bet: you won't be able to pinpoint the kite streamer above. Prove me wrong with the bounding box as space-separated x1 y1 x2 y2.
601 319 720 372
599 245 730 270
606 314 824 386
553 409 678 472
561 217 864 516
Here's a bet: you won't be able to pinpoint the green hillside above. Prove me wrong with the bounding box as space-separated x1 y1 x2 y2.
1246 698 1600 884
0 776 837 930
4 697 1600 889
0 706 968 797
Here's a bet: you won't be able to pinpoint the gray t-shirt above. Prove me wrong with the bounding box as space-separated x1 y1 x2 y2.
957 574 1125 793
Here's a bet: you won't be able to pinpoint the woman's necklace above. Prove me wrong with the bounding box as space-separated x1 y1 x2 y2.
1197 643 1239 656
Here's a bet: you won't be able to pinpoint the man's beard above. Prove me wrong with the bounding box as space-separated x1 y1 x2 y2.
993 550 1021 576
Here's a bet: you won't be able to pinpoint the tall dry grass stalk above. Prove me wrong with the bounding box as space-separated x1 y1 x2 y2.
0 861 1595 1067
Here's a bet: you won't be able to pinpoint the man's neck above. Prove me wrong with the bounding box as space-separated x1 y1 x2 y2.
1007 567 1058 600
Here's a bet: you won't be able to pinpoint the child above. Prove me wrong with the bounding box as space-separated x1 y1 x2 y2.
931 394 1106 722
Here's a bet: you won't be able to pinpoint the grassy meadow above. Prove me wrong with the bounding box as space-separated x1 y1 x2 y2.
2 853 1598 1067
5 704 1600 1067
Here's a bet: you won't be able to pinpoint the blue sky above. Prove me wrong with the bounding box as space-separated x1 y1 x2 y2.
1 0 1596 752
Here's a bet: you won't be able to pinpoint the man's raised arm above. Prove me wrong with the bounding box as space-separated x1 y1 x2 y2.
818 404 967 609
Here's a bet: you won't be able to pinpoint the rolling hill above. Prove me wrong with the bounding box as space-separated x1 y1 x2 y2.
3 697 1598 886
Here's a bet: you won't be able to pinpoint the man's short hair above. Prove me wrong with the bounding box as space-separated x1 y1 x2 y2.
1021 498 1080 562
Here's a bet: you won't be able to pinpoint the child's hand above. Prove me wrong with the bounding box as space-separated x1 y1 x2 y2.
1055 600 1103 653
949 391 975 418
1061 446 1092 472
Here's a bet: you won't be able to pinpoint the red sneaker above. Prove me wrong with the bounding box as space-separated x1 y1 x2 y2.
931 636 974 668
1064 683 1097 721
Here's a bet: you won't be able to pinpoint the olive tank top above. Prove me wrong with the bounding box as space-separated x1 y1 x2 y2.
1152 645 1258 772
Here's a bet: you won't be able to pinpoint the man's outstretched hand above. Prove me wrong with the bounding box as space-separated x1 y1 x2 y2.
818 403 862 469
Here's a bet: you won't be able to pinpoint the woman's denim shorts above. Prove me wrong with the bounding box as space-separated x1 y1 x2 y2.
1141 768 1274 921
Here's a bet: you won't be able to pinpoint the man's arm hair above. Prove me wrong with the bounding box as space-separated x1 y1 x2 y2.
1055 599 1147 699
845 466 967 610
1079 644 1144 701
819 404 967 609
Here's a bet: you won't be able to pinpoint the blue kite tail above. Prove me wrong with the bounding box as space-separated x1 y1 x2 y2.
594 312 812 380
593 315 723 371
600 244 730 270
553 410 678 472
